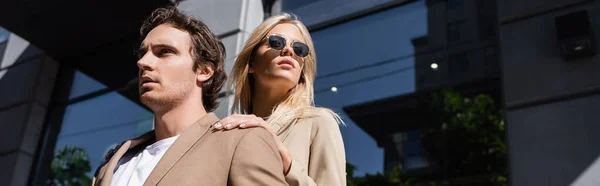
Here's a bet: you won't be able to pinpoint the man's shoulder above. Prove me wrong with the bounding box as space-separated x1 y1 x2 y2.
94 131 153 178
209 127 272 141
191 127 277 159
94 140 127 178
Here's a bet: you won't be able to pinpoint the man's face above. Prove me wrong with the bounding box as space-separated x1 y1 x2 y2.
137 24 197 110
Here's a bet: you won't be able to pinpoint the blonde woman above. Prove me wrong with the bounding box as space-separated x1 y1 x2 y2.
213 13 346 186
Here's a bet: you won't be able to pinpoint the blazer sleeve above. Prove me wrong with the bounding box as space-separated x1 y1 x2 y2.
285 112 347 186
229 128 289 186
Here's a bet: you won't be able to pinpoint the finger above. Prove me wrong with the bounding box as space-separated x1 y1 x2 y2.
213 121 224 130
224 119 247 130
239 121 260 129
218 115 251 130
239 117 267 129
214 116 236 130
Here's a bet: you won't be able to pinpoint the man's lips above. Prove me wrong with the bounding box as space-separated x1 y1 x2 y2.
140 76 157 85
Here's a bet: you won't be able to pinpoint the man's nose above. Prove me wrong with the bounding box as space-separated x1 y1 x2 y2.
137 53 155 71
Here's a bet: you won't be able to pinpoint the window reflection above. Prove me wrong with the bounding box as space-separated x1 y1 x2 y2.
446 0 464 10
286 0 504 184
447 20 464 43
448 52 469 79
0 42 6 66
283 0 320 10
0 26 10 69
68 71 108 100
0 26 8 43
55 91 152 177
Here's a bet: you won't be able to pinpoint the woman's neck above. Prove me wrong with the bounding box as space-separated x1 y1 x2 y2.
251 83 288 118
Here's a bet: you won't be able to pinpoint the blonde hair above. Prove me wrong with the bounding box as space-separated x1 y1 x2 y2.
228 13 342 128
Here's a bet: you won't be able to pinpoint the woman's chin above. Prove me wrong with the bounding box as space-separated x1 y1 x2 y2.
261 78 297 90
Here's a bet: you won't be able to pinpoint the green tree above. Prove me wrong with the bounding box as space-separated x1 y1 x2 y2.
346 90 507 185
421 90 507 185
347 163 411 186
48 145 92 186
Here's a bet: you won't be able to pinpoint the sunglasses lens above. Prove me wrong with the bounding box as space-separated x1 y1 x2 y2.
268 35 285 50
292 42 309 57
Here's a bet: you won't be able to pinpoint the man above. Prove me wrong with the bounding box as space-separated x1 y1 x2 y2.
92 6 288 186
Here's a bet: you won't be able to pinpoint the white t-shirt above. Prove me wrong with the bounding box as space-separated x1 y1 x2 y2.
110 135 180 186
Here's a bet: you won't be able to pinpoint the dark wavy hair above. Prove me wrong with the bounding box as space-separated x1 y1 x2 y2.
139 6 226 112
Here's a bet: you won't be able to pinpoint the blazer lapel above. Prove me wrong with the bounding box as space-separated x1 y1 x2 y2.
143 113 219 186
271 123 282 136
99 131 155 186
274 118 301 142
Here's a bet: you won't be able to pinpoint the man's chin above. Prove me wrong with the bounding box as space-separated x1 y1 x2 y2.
140 93 160 107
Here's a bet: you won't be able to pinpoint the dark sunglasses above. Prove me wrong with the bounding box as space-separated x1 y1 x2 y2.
266 34 310 58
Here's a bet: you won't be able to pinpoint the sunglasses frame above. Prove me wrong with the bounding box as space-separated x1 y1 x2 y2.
265 34 310 58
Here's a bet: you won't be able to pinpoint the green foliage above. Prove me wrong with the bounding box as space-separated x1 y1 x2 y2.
347 163 411 186
48 146 92 186
347 90 507 185
421 90 507 185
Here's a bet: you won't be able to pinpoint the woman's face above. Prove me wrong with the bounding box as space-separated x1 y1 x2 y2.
250 23 307 92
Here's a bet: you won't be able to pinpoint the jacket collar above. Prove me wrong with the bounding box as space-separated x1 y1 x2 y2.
97 113 219 186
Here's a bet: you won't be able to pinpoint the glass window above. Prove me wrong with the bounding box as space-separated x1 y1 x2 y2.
282 0 321 10
68 70 108 100
0 26 9 65
447 20 464 42
0 26 8 44
55 91 153 177
446 0 463 10
446 0 464 10
308 0 429 176
449 52 469 78
289 0 505 184
484 46 499 74
485 46 497 59
402 130 429 171
477 0 498 40
479 15 497 39
0 42 6 65
477 0 496 14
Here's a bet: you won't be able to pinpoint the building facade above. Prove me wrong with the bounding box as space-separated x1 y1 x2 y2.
1 0 600 185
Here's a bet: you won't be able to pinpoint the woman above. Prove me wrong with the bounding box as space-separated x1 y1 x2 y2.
213 13 346 186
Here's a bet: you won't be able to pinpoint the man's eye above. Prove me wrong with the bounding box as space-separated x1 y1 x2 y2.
160 49 170 55
156 48 173 57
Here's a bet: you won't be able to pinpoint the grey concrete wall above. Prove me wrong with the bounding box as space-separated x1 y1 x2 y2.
499 1 600 185
0 33 58 186
501 2 600 106
507 95 600 186
178 0 264 117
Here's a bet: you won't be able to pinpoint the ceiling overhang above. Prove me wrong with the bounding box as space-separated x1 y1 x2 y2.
0 0 173 103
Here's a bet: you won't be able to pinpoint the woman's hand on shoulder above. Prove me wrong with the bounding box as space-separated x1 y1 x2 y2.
214 114 293 174
213 114 267 130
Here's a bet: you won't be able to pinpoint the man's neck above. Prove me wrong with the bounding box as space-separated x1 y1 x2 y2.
153 98 207 141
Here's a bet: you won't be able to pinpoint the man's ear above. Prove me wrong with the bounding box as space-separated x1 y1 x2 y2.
196 64 214 83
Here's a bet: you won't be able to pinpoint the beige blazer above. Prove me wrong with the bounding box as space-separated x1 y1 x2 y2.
92 113 288 186
273 107 347 186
